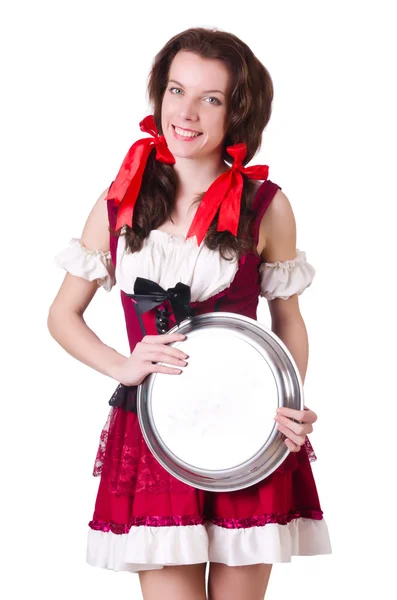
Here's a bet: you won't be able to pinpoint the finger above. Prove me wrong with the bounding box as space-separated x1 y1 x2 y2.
146 346 189 360
142 333 187 344
285 438 301 452
147 364 183 375
274 415 312 437
276 422 305 447
304 405 318 422
146 352 188 367
276 406 316 423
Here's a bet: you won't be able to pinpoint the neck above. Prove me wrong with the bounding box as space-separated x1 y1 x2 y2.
172 153 229 199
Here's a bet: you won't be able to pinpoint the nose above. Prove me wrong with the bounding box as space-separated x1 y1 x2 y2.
178 96 199 122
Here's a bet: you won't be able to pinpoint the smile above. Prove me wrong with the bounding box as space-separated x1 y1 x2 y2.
172 125 202 140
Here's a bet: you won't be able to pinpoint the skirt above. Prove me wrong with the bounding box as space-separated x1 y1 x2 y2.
86 406 332 573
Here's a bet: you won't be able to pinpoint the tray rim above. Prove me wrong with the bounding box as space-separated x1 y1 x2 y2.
137 311 304 492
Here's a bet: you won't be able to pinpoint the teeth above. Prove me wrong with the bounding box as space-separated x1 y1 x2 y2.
174 126 200 138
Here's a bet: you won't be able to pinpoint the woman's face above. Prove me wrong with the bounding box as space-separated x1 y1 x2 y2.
161 51 232 161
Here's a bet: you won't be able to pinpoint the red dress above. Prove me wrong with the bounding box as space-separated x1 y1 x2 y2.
86 180 332 572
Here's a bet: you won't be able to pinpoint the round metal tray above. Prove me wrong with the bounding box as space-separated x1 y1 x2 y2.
137 312 303 492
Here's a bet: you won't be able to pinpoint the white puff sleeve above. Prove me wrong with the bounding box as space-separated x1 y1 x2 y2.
259 249 315 301
55 238 116 292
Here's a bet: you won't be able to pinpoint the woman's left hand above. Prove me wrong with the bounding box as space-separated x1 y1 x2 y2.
274 405 317 452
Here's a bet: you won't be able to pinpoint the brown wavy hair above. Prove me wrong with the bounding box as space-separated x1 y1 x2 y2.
111 27 274 260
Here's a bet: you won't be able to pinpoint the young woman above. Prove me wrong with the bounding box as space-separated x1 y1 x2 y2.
49 27 331 600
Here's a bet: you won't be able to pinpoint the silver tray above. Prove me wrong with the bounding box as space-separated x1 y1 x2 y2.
137 312 303 492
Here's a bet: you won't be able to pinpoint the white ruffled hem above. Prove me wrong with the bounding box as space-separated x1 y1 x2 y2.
86 518 332 573
55 238 116 292
259 249 316 301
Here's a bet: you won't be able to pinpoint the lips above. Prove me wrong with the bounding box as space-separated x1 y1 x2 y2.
172 124 202 134
171 124 203 142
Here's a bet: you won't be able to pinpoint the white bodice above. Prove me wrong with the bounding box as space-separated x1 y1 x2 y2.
55 231 315 302
115 230 240 302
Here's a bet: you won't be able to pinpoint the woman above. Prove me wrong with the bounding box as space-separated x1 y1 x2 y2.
49 27 331 600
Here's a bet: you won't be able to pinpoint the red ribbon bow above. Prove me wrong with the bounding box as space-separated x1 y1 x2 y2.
186 143 269 245
105 115 175 231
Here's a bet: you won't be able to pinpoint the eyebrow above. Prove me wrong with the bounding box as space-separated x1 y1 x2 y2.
168 79 226 97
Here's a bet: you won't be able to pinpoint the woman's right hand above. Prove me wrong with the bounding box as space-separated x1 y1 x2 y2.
114 333 189 386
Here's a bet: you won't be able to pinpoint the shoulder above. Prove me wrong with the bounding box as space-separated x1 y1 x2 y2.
80 186 112 252
257 188 297 261
246 179 264 211
262 188 295 226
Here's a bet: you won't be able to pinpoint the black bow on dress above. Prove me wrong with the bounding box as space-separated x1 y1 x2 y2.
125 277 194 327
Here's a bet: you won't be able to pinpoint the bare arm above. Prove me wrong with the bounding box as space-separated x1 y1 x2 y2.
48 188 188 385
269 304 309 385
47 188 128 381
259 189 309 384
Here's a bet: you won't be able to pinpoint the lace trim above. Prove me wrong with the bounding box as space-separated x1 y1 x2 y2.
108 383 137 412
93 406 318 498
93 366 318 495
304 436 317 462
88 509 323 535
92 407 117 475
92 406 194 495
211 509 324 528
88 515 206 534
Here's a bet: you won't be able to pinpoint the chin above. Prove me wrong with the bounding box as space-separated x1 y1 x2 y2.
167 139 202 157
170 147 202 160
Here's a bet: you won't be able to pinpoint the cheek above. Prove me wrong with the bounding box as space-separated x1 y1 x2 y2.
206 110 228 141
160 98 175 135
161 93 179 116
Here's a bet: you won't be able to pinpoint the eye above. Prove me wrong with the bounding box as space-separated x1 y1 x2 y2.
168 87 222 106
205 97 222 106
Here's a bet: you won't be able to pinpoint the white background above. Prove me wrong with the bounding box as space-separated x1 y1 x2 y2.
1 0 396 598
